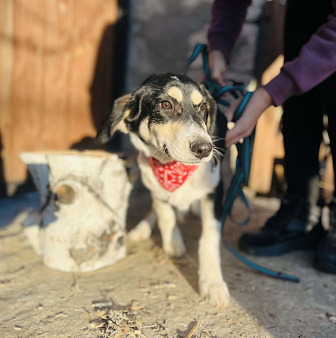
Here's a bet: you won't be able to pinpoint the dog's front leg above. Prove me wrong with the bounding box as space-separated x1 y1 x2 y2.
152 198 186 258
198 195 230 307
127 209 157 242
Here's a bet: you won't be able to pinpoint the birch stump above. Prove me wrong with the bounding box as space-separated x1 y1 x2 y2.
20 150 132 272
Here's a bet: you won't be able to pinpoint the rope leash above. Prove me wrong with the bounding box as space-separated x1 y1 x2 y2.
187 43 299 283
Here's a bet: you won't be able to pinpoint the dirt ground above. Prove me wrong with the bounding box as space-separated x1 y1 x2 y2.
1 189 336 337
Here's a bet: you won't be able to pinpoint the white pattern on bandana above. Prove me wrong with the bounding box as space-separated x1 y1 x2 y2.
148 157 199 192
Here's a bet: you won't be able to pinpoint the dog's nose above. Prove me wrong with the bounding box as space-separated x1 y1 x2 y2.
190 141 213 159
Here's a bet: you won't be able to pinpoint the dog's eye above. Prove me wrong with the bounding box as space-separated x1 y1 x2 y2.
199 103 206 112
161 101 173 110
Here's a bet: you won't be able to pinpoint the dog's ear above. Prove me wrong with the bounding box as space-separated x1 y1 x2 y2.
200 84 217 135
96 93 140 143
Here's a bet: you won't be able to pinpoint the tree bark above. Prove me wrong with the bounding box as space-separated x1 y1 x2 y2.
20 150 132 272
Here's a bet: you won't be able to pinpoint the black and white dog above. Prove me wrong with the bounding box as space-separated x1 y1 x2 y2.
97 73 229 307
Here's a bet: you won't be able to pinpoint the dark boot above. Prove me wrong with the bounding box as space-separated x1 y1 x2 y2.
239 194 326 256
315 199 336 273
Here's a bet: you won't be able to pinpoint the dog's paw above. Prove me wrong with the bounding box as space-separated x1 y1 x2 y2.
127 220 152 242
199 280 230 308
163 238 186 258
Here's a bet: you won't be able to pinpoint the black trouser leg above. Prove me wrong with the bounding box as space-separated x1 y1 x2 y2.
282 0 334 204
282 92 324 205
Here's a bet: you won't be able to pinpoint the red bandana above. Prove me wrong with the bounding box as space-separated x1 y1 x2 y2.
148 157 199 192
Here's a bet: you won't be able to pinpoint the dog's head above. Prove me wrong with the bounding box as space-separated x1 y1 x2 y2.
96 73 218 165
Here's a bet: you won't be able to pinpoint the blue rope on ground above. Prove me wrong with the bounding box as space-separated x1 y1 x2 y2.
187 43 300 283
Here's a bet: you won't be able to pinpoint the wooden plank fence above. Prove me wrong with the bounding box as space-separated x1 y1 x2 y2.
0 0 118 192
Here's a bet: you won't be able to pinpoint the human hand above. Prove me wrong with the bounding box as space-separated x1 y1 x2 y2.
224 87 273 148
208 50 227 86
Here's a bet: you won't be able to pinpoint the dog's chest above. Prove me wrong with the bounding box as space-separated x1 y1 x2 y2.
137 152 220 209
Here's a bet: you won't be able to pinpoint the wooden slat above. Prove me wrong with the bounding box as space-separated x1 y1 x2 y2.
0 0 118 186
249 55 285 194
0 0 14 188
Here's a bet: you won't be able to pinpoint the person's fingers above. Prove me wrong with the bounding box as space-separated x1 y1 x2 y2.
224 96 242 122
225 118 255 148
208 50 227 86
225 105 260 148
201 70 226 86
209 67 226 86
224 88 273 148
211 68 226 86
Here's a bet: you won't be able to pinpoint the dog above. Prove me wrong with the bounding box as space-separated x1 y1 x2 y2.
96 73 230 307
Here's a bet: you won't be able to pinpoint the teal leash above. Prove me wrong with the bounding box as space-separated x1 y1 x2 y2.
187 43 300 283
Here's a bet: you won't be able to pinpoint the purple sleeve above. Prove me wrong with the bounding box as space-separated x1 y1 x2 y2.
264 2 336 106
207 0 252 62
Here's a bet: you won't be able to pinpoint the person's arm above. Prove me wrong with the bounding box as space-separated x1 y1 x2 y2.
207 0 251 85
224 88 273 147
207 0 252 62
226 1 336 146
265 5 336 106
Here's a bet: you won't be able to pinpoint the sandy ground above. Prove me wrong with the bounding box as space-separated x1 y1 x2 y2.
1 189 336 337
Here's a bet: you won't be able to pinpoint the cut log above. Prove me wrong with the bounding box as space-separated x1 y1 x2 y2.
20 150 132 272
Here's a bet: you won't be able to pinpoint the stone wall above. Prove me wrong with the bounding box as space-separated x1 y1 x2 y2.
125 0 266 92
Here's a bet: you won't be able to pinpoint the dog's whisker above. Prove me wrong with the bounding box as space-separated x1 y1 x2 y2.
152 149 162 158
213 147 226 157
212 139 226 145
215 151 225 159
212 152 220 164
214 145 226 154
160 151 171 163
211 151 223 166
211 156 217 166
211 136 226 142
151 147 169 162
